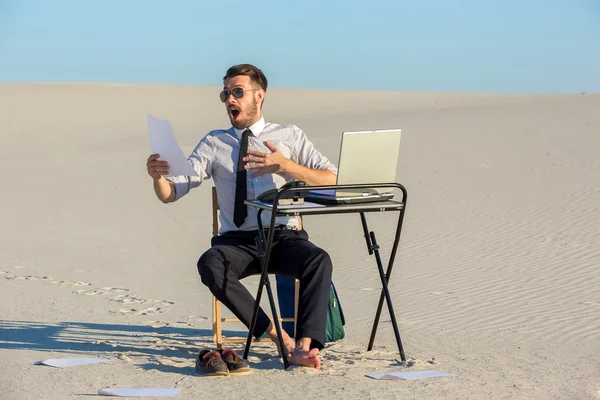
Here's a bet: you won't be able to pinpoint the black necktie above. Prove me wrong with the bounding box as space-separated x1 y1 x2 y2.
234 129 251 227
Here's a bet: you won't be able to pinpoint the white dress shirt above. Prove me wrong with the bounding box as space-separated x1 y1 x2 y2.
166 117 337 234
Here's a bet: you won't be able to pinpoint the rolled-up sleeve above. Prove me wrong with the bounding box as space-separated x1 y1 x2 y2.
166 136 213 201
292 126 338 174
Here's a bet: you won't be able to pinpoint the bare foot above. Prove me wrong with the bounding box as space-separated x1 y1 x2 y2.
270 335 295 359
289 348 321 369
265 322 295 359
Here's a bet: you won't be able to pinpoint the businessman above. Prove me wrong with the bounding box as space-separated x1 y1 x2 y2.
146 64 337 369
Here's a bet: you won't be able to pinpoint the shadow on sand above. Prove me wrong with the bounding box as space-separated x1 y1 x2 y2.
0 320 282 374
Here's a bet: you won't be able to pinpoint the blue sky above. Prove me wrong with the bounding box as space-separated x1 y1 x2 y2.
1 0 599 93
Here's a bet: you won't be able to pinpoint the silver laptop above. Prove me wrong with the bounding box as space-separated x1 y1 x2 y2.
306 128 402 204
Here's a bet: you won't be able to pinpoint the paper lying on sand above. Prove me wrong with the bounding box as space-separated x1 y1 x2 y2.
366 370 454 380
34 358 110 368
147 115 198 178
98 388 181 397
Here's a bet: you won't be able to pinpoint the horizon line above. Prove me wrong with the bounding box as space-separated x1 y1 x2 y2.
0 81 595 96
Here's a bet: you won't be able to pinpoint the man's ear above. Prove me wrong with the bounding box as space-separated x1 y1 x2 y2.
256 90 265 108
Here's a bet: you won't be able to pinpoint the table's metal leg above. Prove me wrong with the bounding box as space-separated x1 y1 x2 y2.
242 210 290 368
243 210 266 359
243 238 267 359
264 273 289 368
368 231 406 361
360 212 373 256
367 206 407 357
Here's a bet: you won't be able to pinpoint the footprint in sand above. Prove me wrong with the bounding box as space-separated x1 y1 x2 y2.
52 280 91 286
142 316 207 329
110 295 174 314
110 294 174 307
113 307 165 316
187 315 208 322
74 287 174 316
111 295 148 305
5 275 52 281
142 321 169 328
431 291 456 296
158 321 188 328
76 287 129 295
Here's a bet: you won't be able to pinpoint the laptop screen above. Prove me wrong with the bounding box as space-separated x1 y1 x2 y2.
334 129 402 197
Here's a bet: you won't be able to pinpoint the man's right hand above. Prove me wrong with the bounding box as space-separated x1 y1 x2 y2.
146 154 169 180
147 154 175 203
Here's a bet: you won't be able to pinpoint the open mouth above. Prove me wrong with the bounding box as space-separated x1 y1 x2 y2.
229 107 240 119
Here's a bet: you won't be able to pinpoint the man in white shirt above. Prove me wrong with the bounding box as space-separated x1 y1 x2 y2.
146 64 337 370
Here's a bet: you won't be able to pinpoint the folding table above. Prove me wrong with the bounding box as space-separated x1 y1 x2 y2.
242 183 408 369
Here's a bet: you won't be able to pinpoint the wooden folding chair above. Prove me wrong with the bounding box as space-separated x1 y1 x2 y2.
211 187 300 348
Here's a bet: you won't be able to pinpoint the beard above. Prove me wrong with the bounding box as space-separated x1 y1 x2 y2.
229 102 259 130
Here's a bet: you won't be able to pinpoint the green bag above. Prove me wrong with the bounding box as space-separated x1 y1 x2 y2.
325 283 345 342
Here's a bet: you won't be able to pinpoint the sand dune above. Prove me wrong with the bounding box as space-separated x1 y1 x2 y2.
1 84 599 399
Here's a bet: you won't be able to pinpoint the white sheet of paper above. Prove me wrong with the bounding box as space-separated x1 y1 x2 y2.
35 358 110 368
98 388 181 397
147 115 198 178
366 370 454 380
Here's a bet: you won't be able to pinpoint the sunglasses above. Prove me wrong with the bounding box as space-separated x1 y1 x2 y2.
219 87 258 103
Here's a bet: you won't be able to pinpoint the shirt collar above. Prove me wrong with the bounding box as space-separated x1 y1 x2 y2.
233 116 265 139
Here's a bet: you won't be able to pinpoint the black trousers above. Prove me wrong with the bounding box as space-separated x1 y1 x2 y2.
197 228 333 350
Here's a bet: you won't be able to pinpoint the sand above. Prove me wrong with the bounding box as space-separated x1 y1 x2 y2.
0 83 599 399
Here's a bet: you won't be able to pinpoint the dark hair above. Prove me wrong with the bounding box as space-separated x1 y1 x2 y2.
223 64 268 91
